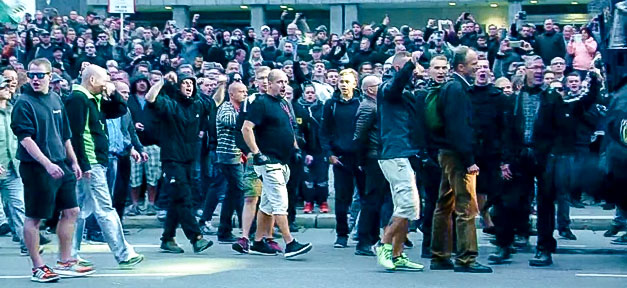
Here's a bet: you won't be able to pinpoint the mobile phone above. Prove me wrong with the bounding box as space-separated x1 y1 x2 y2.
574 34 582 43
438 20 451 31
509 40 522 48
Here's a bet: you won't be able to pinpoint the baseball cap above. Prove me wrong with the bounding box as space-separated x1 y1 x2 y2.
260 25 270 32
50 73 63 83
312 46 322 52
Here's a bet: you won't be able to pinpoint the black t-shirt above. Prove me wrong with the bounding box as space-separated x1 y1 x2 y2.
245 93 295 164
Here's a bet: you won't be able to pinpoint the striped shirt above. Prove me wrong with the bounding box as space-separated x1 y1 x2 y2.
216 101 242 164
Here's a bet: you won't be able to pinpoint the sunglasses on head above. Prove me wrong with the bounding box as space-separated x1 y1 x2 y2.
27 72 50 79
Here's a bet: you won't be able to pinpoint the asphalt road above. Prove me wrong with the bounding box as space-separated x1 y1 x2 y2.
1 228 626 288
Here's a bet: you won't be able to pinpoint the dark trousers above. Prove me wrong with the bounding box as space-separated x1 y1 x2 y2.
475 156 502 209
200 150 227 224
416 150 441 252
333 154 366 237
303 154 329 204
287 158 304 224
217 163 244 237
161 162 201 243
537 154 574 252
112 155 131 221
357 158 390 247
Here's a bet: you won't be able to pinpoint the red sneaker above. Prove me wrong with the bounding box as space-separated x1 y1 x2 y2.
31 265 60 283
303 202 314 214
266 239 283 253
319 202 329 213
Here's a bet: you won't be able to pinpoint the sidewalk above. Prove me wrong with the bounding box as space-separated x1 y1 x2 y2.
123 204 618 231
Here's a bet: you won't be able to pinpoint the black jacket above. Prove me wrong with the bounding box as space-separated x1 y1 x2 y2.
378 61 426 159
149 75 212 163
534 31 566 66
353 96 380 160
320 90 362 157
468 84 508 159
65 84 127 171
430 73 476 168
294 98 324 156
127 76 161 147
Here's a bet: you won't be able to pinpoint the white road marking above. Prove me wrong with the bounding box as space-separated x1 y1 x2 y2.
576 274 627 278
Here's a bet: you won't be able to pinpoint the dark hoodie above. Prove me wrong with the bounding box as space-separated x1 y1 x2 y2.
294 97 324 156
320 90 362 157
127 75 161 146
149 73 213 163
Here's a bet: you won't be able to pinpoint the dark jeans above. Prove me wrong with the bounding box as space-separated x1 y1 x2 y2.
357 158 390 247
200 150 227 224
111 154 132 221
217 163 244 237
416 150 441 252
475 156 502 209
332 154 365 237
161 162 201 243
303 154 329 204
287 157 304 224
537 154 575 252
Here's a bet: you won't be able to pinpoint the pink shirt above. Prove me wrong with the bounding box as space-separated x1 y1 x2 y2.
567 38 597 71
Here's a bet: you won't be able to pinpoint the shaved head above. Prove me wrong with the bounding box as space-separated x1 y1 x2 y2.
81 64 108 85
228 81 247 95
361 75 381 92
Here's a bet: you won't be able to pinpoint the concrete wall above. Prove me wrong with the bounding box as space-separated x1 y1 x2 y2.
359 7 509 30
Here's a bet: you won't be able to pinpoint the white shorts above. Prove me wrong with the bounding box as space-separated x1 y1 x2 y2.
254 163 291 215
378 158 420 220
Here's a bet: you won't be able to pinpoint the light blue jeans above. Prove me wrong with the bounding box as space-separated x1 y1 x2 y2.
72 164 137 263
0 170 25 248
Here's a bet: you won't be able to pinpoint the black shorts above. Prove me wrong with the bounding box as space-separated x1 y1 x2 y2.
20 161 78 219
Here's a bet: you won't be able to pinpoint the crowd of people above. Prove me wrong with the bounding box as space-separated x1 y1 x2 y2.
0 7 626 283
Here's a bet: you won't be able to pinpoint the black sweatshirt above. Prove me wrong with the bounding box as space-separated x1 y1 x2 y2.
11 86 72 163
320 90 362 157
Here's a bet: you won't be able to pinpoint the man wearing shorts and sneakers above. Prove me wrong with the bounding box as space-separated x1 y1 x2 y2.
241 69 312 258
375 52 425 271
11 58 94 282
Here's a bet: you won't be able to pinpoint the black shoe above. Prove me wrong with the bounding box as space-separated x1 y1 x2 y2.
160 240 185 253
0 223 10 236
39 233 51 245
355 245 375 256
284 239 312 258
559 229 577 240
249 240 278 256
217 234 238 244
334 236 348 248
611 233 627 245
86 232 106 243
604 226 622 237
513 235 530 248
483 226 496 235
601 202 615 210
289 223 300 233
12 234 19 243
430 259 454 270
404 238 414 249
421 246 432 259
192 238 214 253
454 262 493 273
529 250 553 266
570 201 585 208
488 247 512 264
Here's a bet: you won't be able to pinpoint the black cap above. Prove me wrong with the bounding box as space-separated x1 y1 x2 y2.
312 46 322 52
53 46 64 53
40 30 50 36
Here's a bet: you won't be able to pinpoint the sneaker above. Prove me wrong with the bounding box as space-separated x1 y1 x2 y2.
20 246 44 256
303 202 313 214
611 233 627 245
604 226 622 237
31 265 60 283
160 240 185 253
145 204 157 216
119 254 145 269
393 254 424 271
266 239 283 253
12 234 19 242
218 234 238 244
454 262 493 273
156 210 167 222
355 244 375 256
559 229 577 240
404 238 414 249
40 233 52 245
334 236 348 248
513 235 530 248
570 200 585 208
249 240 278 256
54 260 96 277
0 223 10 236
192 238 214 253
319 202 329 213
289 223 300 233
376 244 395 270
86 232 106 244
488 246 512 264
482 226 496 236
200 222 218 235
75 256 94 267
126 205 142 216
284 239 313 258
232 237 250 254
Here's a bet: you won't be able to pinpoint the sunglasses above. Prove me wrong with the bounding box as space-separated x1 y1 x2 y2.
553 87 564 92
26 72 50 79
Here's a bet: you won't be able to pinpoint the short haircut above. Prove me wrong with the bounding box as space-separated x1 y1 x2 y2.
494 77 511 87
255 66 271 78
28 58 52 72
566 72 581 79
339 68 358 84
361 75 381 92
523 55 543 68
268 69 286 83
430 55 448 67
452 46 471 70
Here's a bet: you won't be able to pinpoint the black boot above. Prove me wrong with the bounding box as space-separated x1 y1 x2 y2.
529 250 553 267
488 246 512 264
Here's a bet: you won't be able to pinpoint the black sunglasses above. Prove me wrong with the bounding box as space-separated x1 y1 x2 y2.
553 87 564 92
26 72 50 79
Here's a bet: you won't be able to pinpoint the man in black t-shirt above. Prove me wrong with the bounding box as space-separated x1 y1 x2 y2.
241 69 312 258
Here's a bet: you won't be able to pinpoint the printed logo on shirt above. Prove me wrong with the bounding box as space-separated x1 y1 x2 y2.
52 109 62 114
296 117 302 124
196 114 199 118
620 119 627 146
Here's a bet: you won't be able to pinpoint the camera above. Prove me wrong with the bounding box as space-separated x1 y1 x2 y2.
517 11 527 20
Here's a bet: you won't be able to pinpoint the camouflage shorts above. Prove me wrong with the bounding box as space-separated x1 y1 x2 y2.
243 162 262 198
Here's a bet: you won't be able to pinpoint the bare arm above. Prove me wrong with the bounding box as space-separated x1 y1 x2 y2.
213 83 226 106
242 120 260 154
64 140 79 166
20 137 54 167
145 79 165 103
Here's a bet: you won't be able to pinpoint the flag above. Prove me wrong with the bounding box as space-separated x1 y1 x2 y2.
0 1 25 24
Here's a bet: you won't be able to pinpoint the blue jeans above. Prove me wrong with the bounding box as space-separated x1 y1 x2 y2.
0 169 25 248
73 164 137 263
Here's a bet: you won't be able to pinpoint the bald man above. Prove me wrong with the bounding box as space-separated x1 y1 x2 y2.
65 64 145 269
215 82 248 243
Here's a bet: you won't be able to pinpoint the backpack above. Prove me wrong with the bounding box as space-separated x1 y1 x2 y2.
424 83 448 132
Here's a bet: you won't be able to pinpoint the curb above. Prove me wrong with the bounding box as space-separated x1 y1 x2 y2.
122 214 616 231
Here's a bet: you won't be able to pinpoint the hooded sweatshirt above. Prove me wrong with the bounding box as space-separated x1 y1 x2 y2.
127 75 160 146
320 90 362 157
